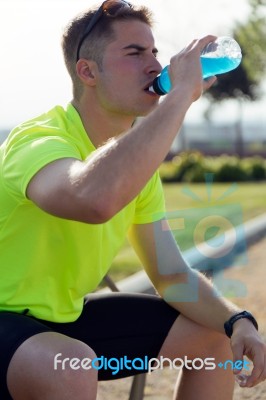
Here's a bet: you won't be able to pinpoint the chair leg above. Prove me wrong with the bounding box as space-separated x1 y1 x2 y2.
103 275 120 292
102 274 147 400
129 374 146 400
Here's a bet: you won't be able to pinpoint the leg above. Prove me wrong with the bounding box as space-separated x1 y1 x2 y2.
158 314 235 400
62 292 179 381
7 331 98 400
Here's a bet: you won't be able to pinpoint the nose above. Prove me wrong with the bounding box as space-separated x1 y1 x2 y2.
145 55 162 76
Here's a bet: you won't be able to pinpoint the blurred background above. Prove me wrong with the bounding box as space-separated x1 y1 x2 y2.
1 0 266 159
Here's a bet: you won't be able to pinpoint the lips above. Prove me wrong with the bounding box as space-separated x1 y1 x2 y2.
143 81 157 94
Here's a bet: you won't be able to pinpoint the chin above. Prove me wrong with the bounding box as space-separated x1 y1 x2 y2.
142 102 159 116
137 100 160 117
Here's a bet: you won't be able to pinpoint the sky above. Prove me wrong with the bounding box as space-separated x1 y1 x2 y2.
0 0 265 128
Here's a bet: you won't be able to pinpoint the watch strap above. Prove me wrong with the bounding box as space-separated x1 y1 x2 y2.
224 311 258 338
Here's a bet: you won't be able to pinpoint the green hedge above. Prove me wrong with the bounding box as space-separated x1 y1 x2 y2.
160 152 266 183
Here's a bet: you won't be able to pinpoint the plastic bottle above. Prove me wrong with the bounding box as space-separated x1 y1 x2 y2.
150 37 242 95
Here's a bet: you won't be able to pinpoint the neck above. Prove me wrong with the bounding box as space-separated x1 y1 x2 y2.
71 98 135 148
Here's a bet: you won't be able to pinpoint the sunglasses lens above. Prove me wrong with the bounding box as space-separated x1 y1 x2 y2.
103 0 131 15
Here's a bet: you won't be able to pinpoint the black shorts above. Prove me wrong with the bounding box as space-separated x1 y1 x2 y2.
0 292 179 399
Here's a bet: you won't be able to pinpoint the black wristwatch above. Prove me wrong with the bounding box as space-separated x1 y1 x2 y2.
224 310 258 338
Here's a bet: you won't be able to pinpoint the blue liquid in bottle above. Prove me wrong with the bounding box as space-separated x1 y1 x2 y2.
151 37 242 95
152 55 241 95
201 56 242 79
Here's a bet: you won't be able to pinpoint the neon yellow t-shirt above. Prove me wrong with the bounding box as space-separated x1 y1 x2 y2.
0 104 165 322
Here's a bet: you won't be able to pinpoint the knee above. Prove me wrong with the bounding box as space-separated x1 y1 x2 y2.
54 339 97 368
53 340 98 391
41 340 98 400
202 329 232 359
8 333 98 400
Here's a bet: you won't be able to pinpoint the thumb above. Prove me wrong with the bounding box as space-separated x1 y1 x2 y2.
203 75 217 91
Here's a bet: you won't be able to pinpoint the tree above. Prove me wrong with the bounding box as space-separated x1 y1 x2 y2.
205 4 266 102
249 0 266 10
202 0 266 157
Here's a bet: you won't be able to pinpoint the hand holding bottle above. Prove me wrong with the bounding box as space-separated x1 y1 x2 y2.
150 36 242 95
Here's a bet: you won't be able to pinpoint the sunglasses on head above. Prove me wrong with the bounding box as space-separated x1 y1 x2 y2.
76 0 133 62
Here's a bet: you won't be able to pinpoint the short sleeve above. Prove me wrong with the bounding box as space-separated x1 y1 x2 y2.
2 134 81 200
133 170 166 224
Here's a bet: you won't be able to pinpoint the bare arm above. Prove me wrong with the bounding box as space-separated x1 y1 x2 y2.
27 36 216 224
128 220 238 331
128 220 266 387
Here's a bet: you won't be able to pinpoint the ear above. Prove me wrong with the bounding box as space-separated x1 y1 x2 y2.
76 59 98 87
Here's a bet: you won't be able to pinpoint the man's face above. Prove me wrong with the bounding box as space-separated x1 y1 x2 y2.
95 19 162 117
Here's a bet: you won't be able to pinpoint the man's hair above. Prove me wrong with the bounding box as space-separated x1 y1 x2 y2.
61 3 154 99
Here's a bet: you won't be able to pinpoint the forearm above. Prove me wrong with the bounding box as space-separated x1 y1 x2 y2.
70 87 192 217
27 88 192 224
156 267 240 334
129 221 239 334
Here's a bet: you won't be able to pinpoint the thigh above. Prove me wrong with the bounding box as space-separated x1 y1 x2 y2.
0 293 179 396
47 292 180 380
7 331 98 400
0 311 53 399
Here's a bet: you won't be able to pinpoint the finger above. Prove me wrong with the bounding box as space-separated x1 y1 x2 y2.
183 39 198 51
196 35 218 52
231 341 244 375
183 35 217 53
245 352 264 387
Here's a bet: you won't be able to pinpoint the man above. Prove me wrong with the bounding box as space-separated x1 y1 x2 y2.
0 1 265 399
